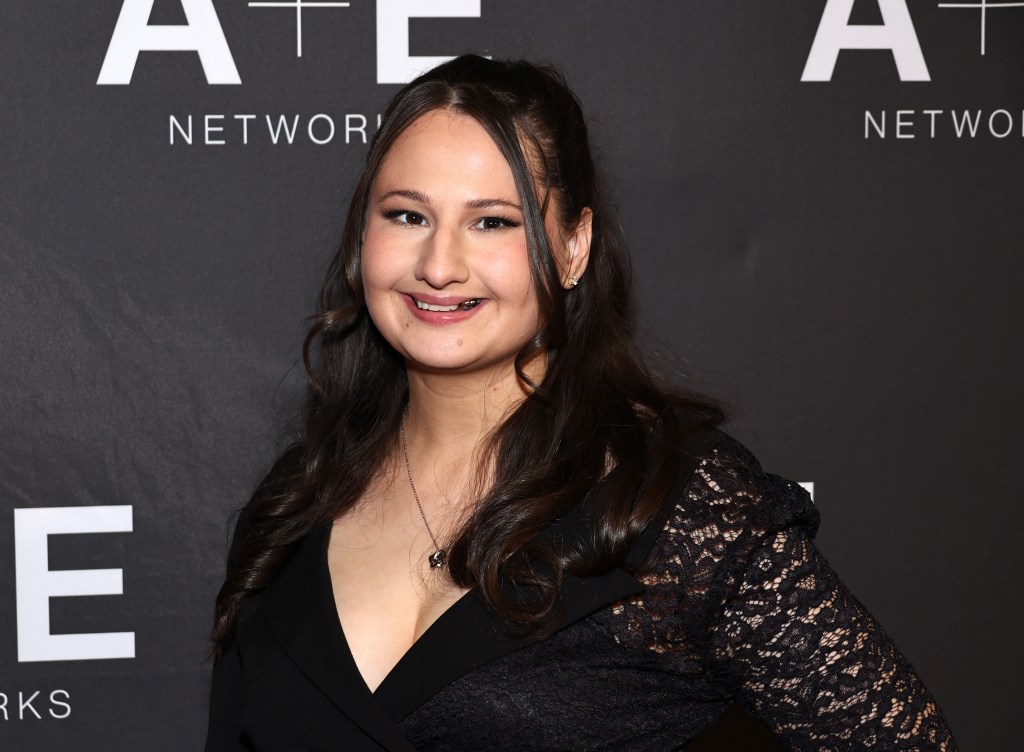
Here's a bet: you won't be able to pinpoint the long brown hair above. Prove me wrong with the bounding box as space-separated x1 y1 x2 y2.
212 55 724 651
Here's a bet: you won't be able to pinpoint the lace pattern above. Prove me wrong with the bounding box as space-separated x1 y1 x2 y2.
625 435 957 750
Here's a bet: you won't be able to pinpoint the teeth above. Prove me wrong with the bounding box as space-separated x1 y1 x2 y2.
414 298 480 312
416 300 460 312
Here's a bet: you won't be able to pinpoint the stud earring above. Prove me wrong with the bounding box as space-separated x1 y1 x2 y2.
568 276 579 287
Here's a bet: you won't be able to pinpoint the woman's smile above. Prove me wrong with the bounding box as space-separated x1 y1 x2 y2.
402 293 488 323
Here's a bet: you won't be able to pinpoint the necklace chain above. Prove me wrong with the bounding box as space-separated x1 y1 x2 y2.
400 410 447 569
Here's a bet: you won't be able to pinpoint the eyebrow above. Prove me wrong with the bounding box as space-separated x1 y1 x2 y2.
377 189 522 212
465 197 522 211
379 188 430 204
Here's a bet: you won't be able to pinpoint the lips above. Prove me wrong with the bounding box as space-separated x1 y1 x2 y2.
402 293 487 323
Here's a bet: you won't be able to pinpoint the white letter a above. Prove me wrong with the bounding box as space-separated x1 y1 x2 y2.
97 0 240 85
802 0 929 82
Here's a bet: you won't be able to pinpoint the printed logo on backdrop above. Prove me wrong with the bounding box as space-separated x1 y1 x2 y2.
96 0 482 145
802 0 1024 140
4 506 132 721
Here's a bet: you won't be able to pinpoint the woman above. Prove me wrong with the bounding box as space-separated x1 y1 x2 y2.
206 55 957 750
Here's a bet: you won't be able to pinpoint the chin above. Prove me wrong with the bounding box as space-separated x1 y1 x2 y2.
406 356 504 376
400 346 521 378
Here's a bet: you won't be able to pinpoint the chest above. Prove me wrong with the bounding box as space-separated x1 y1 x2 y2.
235 517 689 750
327 511 470 692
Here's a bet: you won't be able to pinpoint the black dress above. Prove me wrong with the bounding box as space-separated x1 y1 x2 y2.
205 434 958 751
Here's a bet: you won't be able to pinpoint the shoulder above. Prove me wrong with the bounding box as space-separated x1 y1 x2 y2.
612 431 820 653
685 433 818 539
638 431 819 582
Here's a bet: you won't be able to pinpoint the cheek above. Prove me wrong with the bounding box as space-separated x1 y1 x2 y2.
360 230 400 292
511 252 542 315
486 246 543 331
359 237 406 339
487 240 535 301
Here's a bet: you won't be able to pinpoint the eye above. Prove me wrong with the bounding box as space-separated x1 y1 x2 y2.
472 216 521 231
383 209 428 227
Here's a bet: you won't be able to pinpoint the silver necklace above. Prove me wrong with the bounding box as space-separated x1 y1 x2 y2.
400 411 447 569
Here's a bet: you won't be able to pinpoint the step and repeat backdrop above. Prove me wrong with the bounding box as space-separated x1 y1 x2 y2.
1 1 1020 749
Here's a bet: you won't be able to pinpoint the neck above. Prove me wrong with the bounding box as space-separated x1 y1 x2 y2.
398 358 542 533
403 360 536 457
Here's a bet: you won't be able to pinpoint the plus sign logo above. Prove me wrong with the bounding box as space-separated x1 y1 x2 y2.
248 0 352 58
937 0 1024 54
97 0 481 86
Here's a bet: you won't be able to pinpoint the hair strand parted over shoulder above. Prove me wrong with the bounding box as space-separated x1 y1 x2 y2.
211 55 725 652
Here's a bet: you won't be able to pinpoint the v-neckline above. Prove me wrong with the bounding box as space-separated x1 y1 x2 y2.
318 524 476 698
309 521 571 723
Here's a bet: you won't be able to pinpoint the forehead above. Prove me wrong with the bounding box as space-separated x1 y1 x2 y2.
373 110 519 199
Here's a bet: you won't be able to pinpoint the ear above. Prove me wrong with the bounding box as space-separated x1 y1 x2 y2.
562 207 593 289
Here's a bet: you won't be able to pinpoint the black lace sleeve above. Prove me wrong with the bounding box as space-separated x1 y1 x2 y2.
694 440 958 750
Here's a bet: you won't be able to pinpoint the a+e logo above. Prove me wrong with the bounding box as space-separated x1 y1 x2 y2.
97 0 481 86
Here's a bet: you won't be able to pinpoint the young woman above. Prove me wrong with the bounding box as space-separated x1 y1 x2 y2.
205 55 957 751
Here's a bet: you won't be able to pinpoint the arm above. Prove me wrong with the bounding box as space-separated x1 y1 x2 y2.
707 525 957 750
204 640 250 752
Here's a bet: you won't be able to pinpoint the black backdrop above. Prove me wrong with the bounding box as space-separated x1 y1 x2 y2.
1 1 1020 749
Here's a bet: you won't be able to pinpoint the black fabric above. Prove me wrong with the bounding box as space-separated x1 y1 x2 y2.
205 434 958 751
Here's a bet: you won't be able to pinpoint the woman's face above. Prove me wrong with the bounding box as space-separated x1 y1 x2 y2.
361 109 545 377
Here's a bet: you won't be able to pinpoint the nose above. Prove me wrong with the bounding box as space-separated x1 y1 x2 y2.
414 226 470 289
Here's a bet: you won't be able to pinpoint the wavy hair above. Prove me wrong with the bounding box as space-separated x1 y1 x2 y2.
212 55 724 651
